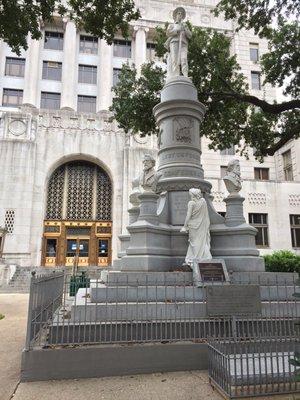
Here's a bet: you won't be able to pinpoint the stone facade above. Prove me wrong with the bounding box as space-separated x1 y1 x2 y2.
0 0 299 267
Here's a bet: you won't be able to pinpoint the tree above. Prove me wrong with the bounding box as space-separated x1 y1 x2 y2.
110 1 300 159
0 0 139 55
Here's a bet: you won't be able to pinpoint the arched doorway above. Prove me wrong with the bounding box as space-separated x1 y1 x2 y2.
42 161 112 268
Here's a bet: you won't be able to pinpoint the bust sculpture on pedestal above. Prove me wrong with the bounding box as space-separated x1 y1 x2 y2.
165 7 192 79
223 159 242 196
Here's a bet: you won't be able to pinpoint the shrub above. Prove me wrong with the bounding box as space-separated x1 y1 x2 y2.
264 250 300 273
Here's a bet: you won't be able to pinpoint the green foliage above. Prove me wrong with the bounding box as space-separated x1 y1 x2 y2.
0 313 4 320
110 62 165 136
0 0 139 55
264 250 300 273
111 16 300 161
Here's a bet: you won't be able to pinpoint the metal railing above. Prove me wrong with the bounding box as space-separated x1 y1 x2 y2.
208 338 300 398
24 272 300 350
25 271 64 350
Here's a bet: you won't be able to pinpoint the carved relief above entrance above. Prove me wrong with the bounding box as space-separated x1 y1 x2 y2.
42 161 112 268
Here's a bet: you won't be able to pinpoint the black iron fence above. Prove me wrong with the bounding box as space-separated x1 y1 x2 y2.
208 338 300 398
24 272 300 348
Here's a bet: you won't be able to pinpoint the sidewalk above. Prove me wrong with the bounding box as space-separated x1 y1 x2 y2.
0 293 296 400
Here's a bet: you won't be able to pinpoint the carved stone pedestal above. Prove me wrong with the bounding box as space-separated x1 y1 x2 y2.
224 195 246 227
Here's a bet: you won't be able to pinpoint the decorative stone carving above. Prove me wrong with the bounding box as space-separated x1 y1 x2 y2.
1 112 36 141
180 188 212 265
289 194 300 207
223 159 242 196
211 191 225 203
173 117 194 143
248 192 267 206
165 7 192 79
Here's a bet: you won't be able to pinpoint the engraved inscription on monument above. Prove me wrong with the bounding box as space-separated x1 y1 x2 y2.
169 191 189 225
206 285 262 316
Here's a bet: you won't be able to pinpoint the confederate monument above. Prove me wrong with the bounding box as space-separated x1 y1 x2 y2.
115 6 264 273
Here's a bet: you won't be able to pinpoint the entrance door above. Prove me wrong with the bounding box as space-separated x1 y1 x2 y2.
66 238 89 267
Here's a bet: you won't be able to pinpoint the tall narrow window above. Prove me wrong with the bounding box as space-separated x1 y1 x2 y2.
290 215 300 248
2 89 23 107
113 39 131 58
77 95 96 113
249 213 269 247
251 71 261 90
79 35 98 54
254 167 269 180
146 42 157 61
220 166 227 178
113 68 122 86
44 31 64 50
282 150 293 181
5 57 25 77
220 145 235 155
78 64 97 84
42 61 62 81
40 92 61 110
250 43 259 62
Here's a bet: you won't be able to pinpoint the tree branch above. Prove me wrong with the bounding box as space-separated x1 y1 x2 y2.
264 122 300 155
205 91 300 114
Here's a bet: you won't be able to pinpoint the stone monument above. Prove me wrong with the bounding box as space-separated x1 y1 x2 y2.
116 6 264 273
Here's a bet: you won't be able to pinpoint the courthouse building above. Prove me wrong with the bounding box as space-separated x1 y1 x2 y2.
0 0 299 269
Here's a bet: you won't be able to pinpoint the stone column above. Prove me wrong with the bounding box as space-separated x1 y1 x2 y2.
97 39 113 111
23 36 41 108
61 19 77 110
134 26 148 76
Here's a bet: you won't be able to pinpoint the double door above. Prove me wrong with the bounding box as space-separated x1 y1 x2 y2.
66 237 89 267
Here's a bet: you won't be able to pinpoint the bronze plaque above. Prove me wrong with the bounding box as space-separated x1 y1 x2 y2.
206 285 262 316
199 262 226 282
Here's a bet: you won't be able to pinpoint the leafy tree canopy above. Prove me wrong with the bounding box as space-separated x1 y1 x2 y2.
111 1 300 159
0 0 139 55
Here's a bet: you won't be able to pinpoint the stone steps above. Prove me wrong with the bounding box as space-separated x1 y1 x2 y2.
70 300 300 322
90 285 298 303
100 270 299 286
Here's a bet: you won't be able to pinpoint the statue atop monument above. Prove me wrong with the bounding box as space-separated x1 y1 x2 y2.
223 159 242 195
165 7 192 79
180 188 212 265
130 154 161 205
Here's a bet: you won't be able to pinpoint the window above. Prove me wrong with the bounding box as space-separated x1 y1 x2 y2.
42 61 62 81
250 43 259 62
249 213 269 247
40 92 61 110
78 95 96 113
44 31 64 50
79 35 98 54
220 166 227 178
2 89 23 107
113 39 131 58
254 167 269 180
220 145 235 155
46 238 57 257
5 57 25 77
282 150 293 181
290 215 300 248
251 71 261 90
113 68 122 86
146 42 157 61
5 210 15 234
78 64 97 84
218 211 226 218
